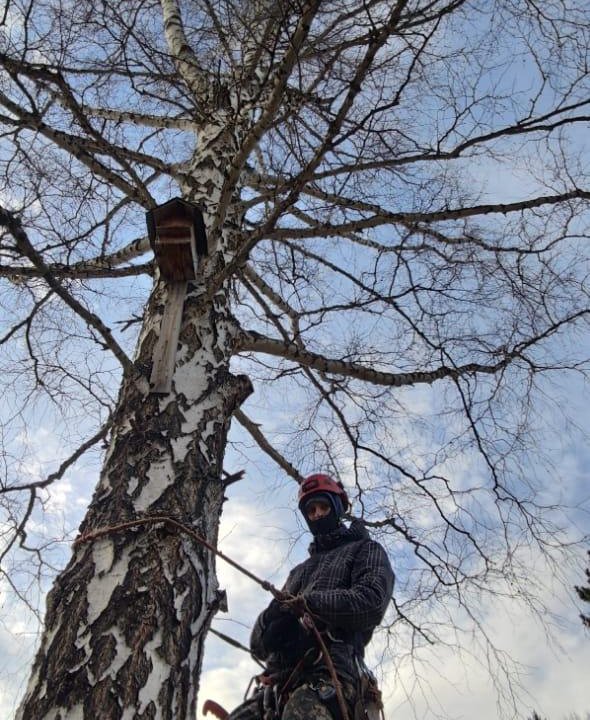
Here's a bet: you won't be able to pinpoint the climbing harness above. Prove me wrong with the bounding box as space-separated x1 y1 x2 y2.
354 657 384 720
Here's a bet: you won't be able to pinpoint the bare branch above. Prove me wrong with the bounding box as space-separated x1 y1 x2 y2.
0 207 134 374
76 107 198 130
1 421 110 494
239 330 519 387
265 189 590 241
160 0 211 103
233 408 303 483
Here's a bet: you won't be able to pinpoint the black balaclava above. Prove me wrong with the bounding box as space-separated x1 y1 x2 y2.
302 491 344 536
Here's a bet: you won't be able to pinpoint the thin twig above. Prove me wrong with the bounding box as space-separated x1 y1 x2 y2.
0 207 134 375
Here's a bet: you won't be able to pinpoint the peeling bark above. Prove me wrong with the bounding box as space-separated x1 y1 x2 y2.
17 126 252 719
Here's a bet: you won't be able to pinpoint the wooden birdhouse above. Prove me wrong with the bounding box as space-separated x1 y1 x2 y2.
146 198 207 281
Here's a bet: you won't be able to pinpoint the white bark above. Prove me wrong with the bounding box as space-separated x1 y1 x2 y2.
17 275 250 718
16 111 252 719
17 277 251 719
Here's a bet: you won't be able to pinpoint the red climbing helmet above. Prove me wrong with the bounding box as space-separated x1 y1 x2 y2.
298 473 350 512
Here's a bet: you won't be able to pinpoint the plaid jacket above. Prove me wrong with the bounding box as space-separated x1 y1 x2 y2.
250 520 394 680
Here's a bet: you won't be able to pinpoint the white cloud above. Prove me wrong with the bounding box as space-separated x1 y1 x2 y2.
199 652 261 719
376 589 590 720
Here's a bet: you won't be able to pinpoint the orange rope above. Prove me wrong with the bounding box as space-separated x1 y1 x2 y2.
75 514 286 599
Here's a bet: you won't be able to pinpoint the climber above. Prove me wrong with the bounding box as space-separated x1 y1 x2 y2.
227 473 394 720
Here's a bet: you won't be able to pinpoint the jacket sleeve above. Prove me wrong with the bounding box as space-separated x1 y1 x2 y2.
250 602 274 661
304 540 394 632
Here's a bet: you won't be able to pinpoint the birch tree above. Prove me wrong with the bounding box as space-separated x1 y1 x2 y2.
1 0 590 718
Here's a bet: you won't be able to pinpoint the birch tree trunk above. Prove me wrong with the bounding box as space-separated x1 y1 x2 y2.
16 128 250 720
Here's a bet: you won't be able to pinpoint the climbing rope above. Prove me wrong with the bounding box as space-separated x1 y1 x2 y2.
76 513 351 720
75 514 284 597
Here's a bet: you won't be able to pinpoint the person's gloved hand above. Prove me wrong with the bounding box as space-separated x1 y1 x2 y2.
262 599 285 625
261 596 315 653
262 612 302 653
278 593 307 618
